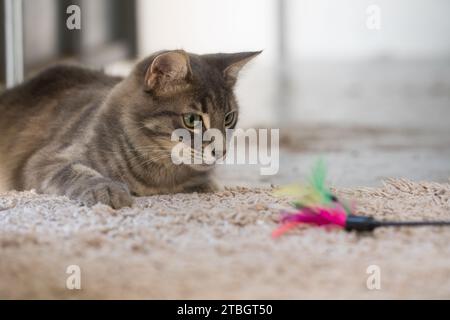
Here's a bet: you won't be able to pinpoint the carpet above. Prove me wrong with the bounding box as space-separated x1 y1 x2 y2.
1 179 450 299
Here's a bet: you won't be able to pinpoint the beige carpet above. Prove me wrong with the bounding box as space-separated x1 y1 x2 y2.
1 179 450 299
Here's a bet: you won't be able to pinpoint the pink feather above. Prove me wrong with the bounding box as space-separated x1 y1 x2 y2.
272 205 347 238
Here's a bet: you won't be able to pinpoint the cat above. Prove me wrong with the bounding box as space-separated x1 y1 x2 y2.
0 50 260 209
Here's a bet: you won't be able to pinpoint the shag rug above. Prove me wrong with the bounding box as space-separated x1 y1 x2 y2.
1 179 450 299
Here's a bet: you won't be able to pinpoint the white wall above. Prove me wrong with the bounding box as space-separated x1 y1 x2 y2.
287 0 450 60
138 0 450 61
137 0 277 64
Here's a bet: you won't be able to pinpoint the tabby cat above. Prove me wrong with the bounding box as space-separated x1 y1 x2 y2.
0 50 260 208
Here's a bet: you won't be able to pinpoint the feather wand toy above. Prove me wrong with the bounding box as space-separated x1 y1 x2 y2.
272 160 450 238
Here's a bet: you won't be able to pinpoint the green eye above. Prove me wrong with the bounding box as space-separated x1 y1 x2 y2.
224 111 237 128
183 113 202 129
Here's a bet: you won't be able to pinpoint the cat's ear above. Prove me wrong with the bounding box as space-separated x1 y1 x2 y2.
144 50 192 93
209 51 262 87
223 51 262 86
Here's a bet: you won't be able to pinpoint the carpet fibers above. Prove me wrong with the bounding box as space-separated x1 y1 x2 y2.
1 179 450 299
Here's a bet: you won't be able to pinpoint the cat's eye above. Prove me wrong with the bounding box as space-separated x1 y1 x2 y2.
183 113 202 129
224 111 237 128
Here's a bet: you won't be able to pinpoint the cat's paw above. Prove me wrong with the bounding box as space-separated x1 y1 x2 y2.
185 181 222 194
78 180 133 209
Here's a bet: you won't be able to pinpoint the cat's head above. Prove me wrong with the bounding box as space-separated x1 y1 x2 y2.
120 49 261 171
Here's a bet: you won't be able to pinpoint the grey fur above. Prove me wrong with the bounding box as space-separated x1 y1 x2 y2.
0 50 260 208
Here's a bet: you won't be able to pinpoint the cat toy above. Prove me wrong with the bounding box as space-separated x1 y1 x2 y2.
272 160 450 238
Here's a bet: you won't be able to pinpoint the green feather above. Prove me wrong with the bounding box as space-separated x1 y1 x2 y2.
308 159 332 204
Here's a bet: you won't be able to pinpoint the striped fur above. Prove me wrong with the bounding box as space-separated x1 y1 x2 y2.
0 50 260 208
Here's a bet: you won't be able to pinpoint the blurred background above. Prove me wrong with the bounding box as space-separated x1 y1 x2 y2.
1 0 449 187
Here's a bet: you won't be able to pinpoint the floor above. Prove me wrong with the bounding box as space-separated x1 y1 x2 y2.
1 179 449 299
218 59 450 188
